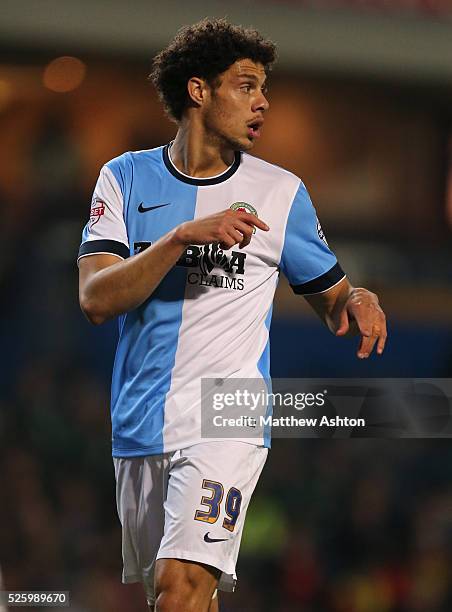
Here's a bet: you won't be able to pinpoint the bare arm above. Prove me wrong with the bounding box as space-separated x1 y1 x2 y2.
304 277 387 358
79 231 187 325
79 209 269 325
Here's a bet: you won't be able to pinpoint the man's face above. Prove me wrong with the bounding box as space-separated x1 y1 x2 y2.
202 59 269 151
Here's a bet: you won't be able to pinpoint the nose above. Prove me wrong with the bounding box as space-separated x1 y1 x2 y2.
253 92 269 113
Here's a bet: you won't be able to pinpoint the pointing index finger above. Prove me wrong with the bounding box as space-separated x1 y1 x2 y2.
236 211 269 231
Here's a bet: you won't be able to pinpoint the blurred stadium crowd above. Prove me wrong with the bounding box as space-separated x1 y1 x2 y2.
1 3 452 611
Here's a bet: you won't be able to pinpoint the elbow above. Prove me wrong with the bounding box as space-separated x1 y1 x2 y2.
79 293 108 326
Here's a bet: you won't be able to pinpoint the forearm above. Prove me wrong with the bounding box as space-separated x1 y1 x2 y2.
80 229 187 324
325 282 355 334
306 278 353 333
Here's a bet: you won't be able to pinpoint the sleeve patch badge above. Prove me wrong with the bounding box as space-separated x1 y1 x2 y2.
89 197 106 228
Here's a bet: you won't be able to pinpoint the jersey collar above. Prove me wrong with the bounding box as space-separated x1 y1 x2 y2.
162 143 241 186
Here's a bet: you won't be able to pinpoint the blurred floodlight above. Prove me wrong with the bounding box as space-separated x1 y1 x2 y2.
0 79 13 109
43 56 86 93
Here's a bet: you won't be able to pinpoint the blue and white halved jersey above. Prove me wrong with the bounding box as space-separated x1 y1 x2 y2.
78 144 345 457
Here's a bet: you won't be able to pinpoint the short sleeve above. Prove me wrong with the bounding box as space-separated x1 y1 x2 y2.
77 165 129 264
279 182 345 295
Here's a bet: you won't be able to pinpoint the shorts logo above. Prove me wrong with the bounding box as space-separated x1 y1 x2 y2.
203 532 228 543
230 201 258 234
89 197 105 228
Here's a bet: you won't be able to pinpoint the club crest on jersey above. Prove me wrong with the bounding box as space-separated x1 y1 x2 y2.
89 197 105 228
230 201 258 234
316 217 328 246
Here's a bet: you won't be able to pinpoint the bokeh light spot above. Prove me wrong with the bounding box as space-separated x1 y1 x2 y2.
43 56 86 93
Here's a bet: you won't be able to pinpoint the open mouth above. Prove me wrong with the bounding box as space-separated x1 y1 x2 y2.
247 119 263 139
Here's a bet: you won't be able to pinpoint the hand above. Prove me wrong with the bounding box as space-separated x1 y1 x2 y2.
336 288 387 358
174 209 269 250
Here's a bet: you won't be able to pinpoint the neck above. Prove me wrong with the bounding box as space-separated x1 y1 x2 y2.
171 119 235 178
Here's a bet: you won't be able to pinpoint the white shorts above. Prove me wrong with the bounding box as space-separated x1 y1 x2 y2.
113 441 267 604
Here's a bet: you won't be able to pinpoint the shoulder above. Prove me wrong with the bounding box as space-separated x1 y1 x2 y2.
240 153 311 215
102 145 166 190
240 152 302 192
105 145 165 172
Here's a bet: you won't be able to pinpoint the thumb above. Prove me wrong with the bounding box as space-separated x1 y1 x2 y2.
335 308 350 336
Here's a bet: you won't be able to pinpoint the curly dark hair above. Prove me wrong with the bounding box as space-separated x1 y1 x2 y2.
149 18 277 122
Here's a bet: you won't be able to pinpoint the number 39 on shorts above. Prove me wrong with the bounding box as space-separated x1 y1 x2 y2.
194 479 243 532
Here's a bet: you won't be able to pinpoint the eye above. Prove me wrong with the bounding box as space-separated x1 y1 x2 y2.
240 84 252 93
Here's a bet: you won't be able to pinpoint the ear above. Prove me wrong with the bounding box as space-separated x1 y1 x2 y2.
187 77 208 108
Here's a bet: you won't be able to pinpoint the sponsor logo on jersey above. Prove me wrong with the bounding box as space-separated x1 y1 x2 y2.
187 272 244 291
133 242 248 291
198 243 245 276
89 197 105 228
230 201 258 234
316 218 328 245
178 244 247 291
